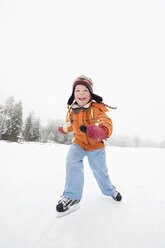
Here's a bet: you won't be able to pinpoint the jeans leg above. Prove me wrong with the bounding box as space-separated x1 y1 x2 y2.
87 148 116 196
63 143 86 200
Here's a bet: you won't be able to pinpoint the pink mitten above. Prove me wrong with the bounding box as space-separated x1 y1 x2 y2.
58 127 65 134
80 124 106 141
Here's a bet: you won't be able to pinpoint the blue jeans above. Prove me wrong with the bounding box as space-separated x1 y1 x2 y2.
63 143 116 200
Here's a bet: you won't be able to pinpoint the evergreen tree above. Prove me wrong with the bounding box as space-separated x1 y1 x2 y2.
44 119 73 144
23 112 41 142
40 127 48 143
32 118 41 142
45 119 64 143
24 112 33 141
2 97 15 140
1 98 23 142
0 104 5 140
10 100 23 141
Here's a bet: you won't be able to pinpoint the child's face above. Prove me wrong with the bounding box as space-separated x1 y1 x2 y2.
74 84 91 107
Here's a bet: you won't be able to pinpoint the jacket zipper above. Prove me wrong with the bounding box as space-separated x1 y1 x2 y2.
82 110 90 148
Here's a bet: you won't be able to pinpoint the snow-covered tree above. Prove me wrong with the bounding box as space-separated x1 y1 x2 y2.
9 100 23 141
0 97 23 141
2 97 14 140
45 119 60 142
44 118 73 144
32 118 41 142
24 112 33 141
23 112 41 142
0 104 5 140
40 127 48 143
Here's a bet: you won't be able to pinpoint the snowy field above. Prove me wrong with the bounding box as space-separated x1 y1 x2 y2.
0 141 165 248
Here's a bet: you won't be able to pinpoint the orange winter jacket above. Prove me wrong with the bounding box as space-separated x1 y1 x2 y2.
62 100 113 151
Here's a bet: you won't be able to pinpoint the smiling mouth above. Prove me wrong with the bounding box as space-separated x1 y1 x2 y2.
79 98 86 101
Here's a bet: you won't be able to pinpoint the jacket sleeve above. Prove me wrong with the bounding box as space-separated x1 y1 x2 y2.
93 110 113 139
62 111 73 133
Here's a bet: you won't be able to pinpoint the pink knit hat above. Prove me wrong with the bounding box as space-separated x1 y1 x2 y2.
72 75 93 93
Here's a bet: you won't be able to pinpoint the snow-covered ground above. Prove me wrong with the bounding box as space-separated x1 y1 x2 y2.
0 141 165 248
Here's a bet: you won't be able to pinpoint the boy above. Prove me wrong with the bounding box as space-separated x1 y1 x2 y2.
56 76 122 217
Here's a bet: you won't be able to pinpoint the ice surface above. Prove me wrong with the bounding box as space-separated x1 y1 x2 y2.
0 141 165 248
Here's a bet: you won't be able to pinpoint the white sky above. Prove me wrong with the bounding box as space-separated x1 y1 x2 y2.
0 0 165 141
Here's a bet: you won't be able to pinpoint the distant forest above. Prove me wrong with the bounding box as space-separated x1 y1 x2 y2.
0 97 165 148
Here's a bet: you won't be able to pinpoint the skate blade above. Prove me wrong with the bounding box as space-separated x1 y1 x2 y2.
56 203 80 218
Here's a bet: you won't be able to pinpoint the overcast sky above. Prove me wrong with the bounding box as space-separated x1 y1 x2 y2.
0 0 165 141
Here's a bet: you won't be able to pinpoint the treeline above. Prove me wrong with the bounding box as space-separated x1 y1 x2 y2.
0 97 73 143
108 135 165 149
0 97 164 148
